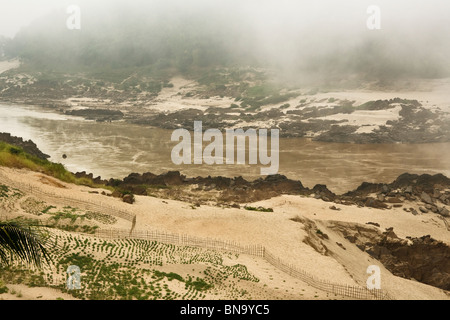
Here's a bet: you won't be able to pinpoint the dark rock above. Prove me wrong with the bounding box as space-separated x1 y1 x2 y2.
121 171 185 187
329 205 341 211
438 206 449 217
421 192 434 205
364 197 389 209
122 194 135 204
336 242 346 250
392 173 450 192
111 190 122 198
312 184 335 201
327 220 450 291
381 185 390 194
433 189 441 198
387 197 403 203
0 132 50 160
410 208 419 216
164 171 185 186
366 222 380 227
65 108 124 121
93 176 103 184
383 227 398 239
75 171 107 184
343 182 384 197
419 207 429 213
345 235 356 243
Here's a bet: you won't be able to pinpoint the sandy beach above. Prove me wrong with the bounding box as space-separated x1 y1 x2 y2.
1 166 448 300
0 59 19 75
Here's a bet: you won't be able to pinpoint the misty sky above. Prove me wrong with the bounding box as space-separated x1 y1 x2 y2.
1 0 450 38
1 0 449 82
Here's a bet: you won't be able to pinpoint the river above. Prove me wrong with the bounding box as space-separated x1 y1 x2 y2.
1 103 449 194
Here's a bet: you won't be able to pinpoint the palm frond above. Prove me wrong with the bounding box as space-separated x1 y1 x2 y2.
0 221 52 269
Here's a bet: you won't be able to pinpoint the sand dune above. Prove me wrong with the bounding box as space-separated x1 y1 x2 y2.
1 166 449 300
0 59 20 75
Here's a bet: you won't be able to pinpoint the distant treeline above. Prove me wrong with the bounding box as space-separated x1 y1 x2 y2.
3 6 257 76
3 2 449 84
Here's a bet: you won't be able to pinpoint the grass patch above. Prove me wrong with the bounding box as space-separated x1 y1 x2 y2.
41 206 57 214
1 231 261 300
0 280 8 294
0 184 9 198
186 277 212 291
244 206 273 213
0 141 107 189
154 271 184 282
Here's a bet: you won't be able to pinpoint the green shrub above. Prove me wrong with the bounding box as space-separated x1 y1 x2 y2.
0 280 9 294
244 206 273 212
186 277 212 291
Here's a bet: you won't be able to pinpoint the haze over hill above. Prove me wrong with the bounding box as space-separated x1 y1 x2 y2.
1 1 450 302
1 0 450 87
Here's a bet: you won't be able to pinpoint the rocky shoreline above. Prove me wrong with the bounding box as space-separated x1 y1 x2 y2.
1 133 449 294
74 169 450 220
327 222 450 291
1 132 449 216
0 132 50 160
1 69 450 144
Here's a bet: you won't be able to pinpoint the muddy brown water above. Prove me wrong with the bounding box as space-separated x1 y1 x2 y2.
1 103 449 194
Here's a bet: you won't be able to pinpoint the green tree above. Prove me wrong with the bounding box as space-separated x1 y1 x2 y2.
0 221 51 269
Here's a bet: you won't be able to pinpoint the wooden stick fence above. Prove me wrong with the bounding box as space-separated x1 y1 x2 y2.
263 249 391 300
439 216 450 231
95 228 265 257
0 173 135 222
1 172 392 300
96 227 392 300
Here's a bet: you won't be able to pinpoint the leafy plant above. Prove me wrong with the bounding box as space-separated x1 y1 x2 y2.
244 206 273 212
0 221 51 268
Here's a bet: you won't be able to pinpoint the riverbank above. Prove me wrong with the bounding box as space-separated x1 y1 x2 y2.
0 165 449 299
1 107 450 195
1 65 450 144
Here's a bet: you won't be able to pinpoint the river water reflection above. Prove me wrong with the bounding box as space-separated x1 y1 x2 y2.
1 103 449 194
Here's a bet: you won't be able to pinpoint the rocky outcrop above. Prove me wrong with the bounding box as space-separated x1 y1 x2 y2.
65 109 124 122
342 173 450 214
92 170 450 212
291 216 329 256
377 234 450 291
74 171 106 185
122 193 135 204
327 221 450 291
0 132 50 160
105 171 311 203
122 171 185 187
313 101 450 144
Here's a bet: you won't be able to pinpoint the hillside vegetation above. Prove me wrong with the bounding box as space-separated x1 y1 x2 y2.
0 141 95 187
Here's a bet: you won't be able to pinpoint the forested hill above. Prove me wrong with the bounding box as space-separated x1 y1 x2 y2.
3 3 259 76
2 1 450 87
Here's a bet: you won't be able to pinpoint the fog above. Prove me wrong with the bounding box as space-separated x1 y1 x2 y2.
1 0 450 85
